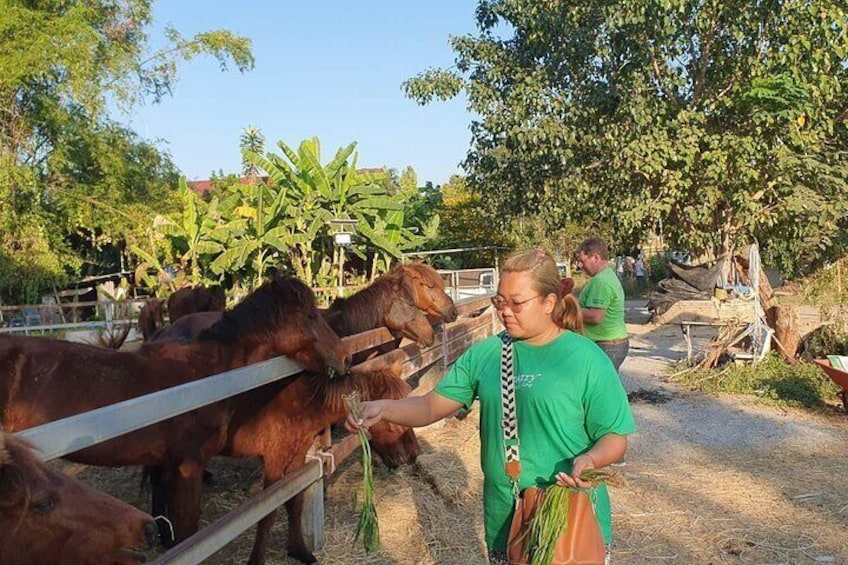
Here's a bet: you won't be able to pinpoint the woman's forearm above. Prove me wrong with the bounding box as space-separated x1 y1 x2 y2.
373 391 463 428
586 433 628 467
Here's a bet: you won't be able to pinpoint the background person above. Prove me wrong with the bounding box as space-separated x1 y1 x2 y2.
346 248 636 564
576 237 630 371
634 253 647 286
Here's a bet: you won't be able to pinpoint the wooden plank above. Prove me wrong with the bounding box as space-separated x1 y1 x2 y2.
342 327 397 352
301 480 324 552
447 326 494 366
445 315 491 340
454 295 494 317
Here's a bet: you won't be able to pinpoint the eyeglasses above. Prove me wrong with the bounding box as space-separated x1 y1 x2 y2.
491 295 542 313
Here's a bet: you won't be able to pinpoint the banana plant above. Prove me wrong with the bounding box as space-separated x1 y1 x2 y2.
242 138 403 286
151 177 227 285
209 179 295 288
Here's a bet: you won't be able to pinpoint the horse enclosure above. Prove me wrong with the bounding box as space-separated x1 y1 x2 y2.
15 291 498 564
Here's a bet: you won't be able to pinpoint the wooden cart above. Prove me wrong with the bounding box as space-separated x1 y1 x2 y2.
814 359 848 413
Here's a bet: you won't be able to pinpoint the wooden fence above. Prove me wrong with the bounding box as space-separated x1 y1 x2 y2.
16 293 498 564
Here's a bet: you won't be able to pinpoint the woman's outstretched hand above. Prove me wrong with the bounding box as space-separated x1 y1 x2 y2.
344 400 384 433
555 453 595 489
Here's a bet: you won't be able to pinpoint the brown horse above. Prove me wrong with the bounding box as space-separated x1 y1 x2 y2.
148 276 436 563
137 298 165 341
0 276 351 544
0 432 159 565
327 263 458 328
166 285 226 323
221 367 418 565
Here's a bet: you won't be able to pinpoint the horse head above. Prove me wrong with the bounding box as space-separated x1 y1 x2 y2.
199 276 351 377
356 367 420 467
369 424 421 468
0 433 158 564
384 298 435 347
396 263 458 323
138 298 165 341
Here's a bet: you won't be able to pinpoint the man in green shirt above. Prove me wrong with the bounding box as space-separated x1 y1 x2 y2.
577 237 630 371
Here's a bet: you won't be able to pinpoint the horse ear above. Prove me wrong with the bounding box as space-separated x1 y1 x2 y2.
399 268 418 299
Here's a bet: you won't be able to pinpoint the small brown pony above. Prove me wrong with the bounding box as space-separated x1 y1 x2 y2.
137 298 165 341
324 262 457 362
222 367 418 565
326 263 458 330
0 276 351 545
166 284 226 323
0 432 159 565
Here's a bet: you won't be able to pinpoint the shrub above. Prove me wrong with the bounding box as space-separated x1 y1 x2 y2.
672 354 842 410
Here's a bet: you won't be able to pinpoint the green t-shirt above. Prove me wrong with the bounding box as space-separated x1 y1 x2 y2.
579 266 628 342
434 331 637 551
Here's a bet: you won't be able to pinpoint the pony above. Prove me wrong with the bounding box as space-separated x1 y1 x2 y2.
137 298 165 341
148 270 448 563
220 367 419 564
326 263 458 328
0 432 159 565
166 284 226 323
0 276 351 545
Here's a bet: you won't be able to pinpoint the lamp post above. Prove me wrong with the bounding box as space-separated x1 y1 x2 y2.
328 219 358 298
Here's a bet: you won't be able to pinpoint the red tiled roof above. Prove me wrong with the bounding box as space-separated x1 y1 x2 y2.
187 168 385 195
187 176 268 195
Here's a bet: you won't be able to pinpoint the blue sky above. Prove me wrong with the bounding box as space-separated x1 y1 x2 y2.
124 1 477 186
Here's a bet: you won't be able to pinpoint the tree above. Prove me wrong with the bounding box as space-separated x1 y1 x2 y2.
0 0 254 301
404 1 848 271
240 126 265 181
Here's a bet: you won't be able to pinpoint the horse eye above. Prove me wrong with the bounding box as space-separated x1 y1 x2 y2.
32 495 55 514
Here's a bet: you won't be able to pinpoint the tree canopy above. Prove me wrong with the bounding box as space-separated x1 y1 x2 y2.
0 0 254 301
404 0 848 273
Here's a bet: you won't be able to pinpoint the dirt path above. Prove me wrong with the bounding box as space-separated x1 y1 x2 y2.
61 303 848 564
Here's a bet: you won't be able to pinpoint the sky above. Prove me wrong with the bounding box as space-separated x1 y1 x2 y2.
124 1 478 186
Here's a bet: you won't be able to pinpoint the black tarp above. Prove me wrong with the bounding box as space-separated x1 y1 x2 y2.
647 258 725 319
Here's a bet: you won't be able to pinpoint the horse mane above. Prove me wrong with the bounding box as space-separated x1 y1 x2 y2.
401 263 445 289
199 277 316 343
326 271 406 334
305 368 411 415
0 433 41 515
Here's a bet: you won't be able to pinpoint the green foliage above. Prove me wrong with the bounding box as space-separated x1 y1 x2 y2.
674 354 842 410
406 1 848 273
0 0 254 302
802 256 848 333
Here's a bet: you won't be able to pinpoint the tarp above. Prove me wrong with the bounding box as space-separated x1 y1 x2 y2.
647 258 725 318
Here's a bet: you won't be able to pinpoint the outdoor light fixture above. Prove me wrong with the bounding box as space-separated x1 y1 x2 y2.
333 232 352 246
328 218 359 296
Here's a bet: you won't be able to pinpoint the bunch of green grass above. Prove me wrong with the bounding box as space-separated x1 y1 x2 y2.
526 468 623 565
342 391 380 553
528 485 571 565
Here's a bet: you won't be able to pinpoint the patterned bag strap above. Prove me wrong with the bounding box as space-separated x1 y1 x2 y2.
499 331 522 497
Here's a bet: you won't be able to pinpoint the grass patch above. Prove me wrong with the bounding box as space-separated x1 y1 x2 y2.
671 354 842 410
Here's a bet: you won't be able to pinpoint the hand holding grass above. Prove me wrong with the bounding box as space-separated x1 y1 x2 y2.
343 391 381 553
344 398 384 432
555 453 596 489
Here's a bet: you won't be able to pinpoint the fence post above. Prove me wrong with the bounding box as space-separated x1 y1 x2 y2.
301 479 325 552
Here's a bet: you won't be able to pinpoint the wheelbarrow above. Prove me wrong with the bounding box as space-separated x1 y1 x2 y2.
814 359 848 413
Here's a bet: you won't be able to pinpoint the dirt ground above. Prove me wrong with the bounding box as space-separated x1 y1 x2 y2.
57 302 848 564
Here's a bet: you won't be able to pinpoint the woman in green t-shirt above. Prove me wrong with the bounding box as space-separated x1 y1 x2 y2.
346 248 636 564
